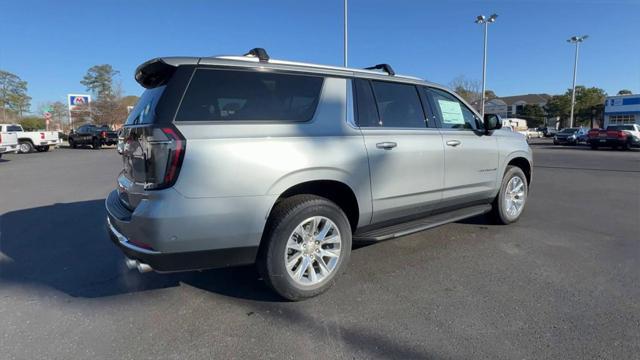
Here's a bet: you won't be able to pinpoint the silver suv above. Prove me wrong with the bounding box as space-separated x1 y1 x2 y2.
106 48 532 300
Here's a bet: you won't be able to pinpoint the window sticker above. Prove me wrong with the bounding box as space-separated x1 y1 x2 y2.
437 99 465 124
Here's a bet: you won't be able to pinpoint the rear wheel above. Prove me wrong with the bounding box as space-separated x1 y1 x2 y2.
18 141 34 154
69 139 77 148
622 141 632 151
491 166 528 225
258 195 352 301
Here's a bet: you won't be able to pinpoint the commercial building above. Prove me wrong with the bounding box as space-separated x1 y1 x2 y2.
604 94 640 127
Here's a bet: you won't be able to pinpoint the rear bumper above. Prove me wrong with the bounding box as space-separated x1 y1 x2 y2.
107 217 258 272
587 138 640 147
104 189 269 272
0 144 19 153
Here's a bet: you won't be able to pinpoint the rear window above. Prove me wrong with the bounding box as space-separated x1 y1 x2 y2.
125 85 166 125
176 69 324 122
608 125 634 131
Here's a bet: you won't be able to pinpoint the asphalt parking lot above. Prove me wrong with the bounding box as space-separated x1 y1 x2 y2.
1 144 639 359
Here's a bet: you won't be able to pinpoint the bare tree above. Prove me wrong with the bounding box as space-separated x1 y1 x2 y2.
449 75 481 104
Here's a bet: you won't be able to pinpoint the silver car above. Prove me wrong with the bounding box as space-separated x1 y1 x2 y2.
106 48 532 300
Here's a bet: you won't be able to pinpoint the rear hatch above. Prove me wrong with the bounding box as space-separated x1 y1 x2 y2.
117 60 191 210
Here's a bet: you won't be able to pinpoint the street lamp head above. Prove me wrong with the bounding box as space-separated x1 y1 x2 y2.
475 15 486 24
488 14 498 22
568 35 589 43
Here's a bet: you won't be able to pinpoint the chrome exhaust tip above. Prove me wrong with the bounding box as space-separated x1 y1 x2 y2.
124 258 153 273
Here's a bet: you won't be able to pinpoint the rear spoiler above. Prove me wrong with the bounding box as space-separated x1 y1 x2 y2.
134 57 196 89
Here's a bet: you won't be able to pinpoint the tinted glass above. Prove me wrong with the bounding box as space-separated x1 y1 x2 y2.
126 85 166 125
354 79 380 127
176 69 323 122
371 81 425 128
6 125 21 132
428 88 480 130
608 125 634 131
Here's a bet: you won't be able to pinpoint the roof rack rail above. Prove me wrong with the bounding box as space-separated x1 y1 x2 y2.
364 63 395 76
244 48 270 62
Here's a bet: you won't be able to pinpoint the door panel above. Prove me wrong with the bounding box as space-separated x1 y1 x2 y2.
426 87 500 205
361 129 444 223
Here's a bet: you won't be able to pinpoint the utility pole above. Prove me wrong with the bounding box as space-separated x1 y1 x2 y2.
567 35 588 128
475 14 498 118
344 0 348 67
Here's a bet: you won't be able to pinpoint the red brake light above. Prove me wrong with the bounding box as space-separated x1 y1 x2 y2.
40 132 45 139
160 127 185 184
101 131 107 138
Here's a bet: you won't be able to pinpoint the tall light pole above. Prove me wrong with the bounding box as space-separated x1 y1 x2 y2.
567 35 588 128
475 14 497 118
344 0 348 67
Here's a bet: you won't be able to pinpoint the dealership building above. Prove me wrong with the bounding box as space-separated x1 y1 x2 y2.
604 94 640 127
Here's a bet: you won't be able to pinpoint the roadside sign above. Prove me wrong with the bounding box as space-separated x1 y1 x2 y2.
67 94 91 111
43 112 52 119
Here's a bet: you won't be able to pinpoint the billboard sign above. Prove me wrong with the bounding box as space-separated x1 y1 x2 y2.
67 94 91 111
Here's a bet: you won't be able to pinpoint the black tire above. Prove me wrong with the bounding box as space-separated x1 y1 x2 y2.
92 138 102 150
622 141 632 151
258 194 352 301
490 166 528 225
41 145 50 152
18 140 34 154
69 139 77 149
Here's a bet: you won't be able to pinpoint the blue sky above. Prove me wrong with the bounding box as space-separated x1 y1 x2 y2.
1 0 639 114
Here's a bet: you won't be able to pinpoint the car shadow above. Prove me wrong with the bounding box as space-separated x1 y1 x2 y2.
0 200 279 301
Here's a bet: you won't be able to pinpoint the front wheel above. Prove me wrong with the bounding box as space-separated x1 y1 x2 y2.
92 138 102 150
258 195 352 301
491 166 528 225
69 139 77 149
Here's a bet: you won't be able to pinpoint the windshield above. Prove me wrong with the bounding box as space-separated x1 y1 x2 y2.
560 128 578 133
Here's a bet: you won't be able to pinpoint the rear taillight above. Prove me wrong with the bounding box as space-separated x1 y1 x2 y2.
40 132 45 139
101 131 107 138
137 126 186 190
0 133 2 142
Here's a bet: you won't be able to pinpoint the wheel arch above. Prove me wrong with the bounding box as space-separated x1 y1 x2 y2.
506 156 532 185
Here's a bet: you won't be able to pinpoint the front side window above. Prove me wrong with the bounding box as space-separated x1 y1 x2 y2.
176 69 323 122
428 88 481 130
371 81 425 128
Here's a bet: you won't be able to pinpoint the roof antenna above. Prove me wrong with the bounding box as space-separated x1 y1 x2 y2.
244 48 270 63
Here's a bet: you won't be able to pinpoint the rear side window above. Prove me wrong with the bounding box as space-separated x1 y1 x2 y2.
125 86 166 125
176 69 324 122
6 125 21 132
371 81 425 128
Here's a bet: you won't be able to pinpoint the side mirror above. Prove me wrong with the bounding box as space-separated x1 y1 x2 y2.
483 113 502 133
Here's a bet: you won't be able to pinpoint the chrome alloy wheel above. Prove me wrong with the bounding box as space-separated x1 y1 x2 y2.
503 175 526 219
285 216 342 286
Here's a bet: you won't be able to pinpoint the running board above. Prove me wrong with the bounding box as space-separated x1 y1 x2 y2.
353 204 492 242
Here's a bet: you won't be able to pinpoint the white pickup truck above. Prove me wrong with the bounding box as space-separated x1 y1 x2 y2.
0 125 19 158
0 124 60 153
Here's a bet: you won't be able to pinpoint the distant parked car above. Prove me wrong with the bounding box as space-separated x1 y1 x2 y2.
575 128 590 144
538 127 557 137
0 123 59 153
553 128 582 145
0 125 19 158
68 124 118 149
587 124 640 150
525 128 543 139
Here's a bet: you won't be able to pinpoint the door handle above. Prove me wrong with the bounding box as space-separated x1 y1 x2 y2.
446 140 461 147
376 141 397 150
